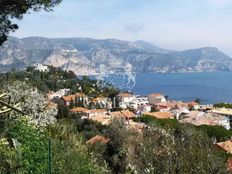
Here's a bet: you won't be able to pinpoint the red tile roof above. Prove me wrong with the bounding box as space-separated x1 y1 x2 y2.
70 107 89 113
86 135 110 145
118 92 133 97
144 112 173 119
217 140 232 154
62 93 85 102
149 93 163 97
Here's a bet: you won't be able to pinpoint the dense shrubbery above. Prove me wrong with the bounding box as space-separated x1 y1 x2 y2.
197 125 232 142
214 102 232 109
135 115 232 142
0 66 120 98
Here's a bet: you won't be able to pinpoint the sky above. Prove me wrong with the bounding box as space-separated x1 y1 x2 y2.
12 0 232 55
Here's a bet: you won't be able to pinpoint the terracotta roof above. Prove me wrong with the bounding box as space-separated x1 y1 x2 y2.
118 92 133 97
111 110 135 119
155 102 176 108
47 101 57 109
62 93 85 102
188 101 199 106
83 109 107 114
86 135 110 145
149 93 163 97
128 120 145 130
175 102 188 108
92 97 107 102
217 140 232 154
144 112 173 119
91 115 111 125
227 157 232 171
70 107 89 113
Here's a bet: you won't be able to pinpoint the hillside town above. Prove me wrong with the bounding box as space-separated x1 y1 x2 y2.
46 86 232 170
47 87 232 130
2 64 232 173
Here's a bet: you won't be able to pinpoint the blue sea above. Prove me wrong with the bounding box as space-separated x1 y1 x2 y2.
93 72 232 104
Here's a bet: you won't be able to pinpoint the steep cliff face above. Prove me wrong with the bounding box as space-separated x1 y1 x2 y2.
0 37 232 75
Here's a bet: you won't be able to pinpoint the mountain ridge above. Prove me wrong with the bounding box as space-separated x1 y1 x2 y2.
0 37 232 75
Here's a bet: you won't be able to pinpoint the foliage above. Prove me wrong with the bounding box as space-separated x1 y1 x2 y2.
214 102 232 109
0 0 62 45
134 115 179 130
194 98 201 104
197 125 232 142
2 81 57 126
127 125 229 174
48 123 108 174
0 66 120 98
103 119 134 174
1 117 48 174
74 116 108 140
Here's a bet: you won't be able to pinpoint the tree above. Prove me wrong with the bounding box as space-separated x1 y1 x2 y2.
69 97 75 109
127 124 228 174
0 0 62 45
1 116 48 174
48 123 108 174
2 81 57 126
194 98 201 104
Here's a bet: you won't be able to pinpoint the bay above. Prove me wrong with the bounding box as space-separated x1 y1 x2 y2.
132 72 232 104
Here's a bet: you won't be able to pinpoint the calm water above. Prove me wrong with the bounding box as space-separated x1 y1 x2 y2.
132 72 232 104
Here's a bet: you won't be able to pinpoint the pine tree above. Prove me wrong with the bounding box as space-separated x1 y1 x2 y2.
69 98 74 109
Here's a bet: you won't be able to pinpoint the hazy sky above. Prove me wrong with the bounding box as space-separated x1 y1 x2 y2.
12 0 232 55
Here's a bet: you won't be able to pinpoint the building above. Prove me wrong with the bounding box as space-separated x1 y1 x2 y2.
61 93 87 106
148 93 166 104
91 97 112 109
33 64 49 72
180 111 230 130
212 108 232 129
187 101 200 110
154 102 178 112
70 107 89 113
143 112 174 119
47 88 70 101
217 140 232 154
83 109 108 119
117 92 136 108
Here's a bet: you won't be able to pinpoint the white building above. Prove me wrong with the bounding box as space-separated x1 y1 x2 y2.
148 93 166 104
47 88 70 100
117 93 136 109
33 64 49 72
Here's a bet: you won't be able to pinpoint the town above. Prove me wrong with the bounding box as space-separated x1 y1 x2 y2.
1 64 232 173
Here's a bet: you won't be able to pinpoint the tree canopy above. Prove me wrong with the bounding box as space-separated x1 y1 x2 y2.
0 0 62 45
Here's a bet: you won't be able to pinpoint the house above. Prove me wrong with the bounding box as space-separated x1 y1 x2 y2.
117 92 135 109
110 110 135 120
33 64 49 72
127 120 145 132
61 93 87 106
148 93 166 104
180 111 230 130
86 135 110 145
91 97 112 109
154 102 176 112
47 88 70 101
83 109 108 119
216 140 232 171
143 112 174 119
91 115 112 125
187 101 200 110
137 104 152 114
217 140 232 154
70 107 89 113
